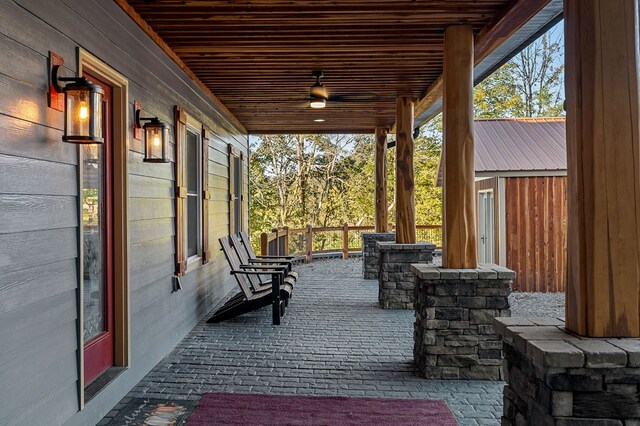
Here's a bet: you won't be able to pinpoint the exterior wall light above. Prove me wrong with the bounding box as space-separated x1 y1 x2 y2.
51 65 104 144
135 108 169 163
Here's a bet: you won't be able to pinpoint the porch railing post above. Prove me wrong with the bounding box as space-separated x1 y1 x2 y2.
342 223 349 260
260 232 268 256
272 228 279 257
305 224 313 263
283 226 289 256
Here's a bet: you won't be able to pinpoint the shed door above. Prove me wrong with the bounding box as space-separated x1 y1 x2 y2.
478 191 494 263
82 70 114 385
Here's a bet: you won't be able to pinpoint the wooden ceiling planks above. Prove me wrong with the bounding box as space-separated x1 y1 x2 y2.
123 0 515 134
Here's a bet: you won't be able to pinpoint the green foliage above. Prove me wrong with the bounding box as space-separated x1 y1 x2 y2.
475 25 565 118
249 131 443 240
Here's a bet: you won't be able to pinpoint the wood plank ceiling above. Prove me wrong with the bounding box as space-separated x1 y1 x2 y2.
125 0 512 134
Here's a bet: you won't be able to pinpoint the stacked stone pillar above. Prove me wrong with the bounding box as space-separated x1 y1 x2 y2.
361 232 395 279
377 242 434 309
412 264 513 380
495 318 640 425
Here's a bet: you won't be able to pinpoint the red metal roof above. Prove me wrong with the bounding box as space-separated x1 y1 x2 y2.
474 117 566 173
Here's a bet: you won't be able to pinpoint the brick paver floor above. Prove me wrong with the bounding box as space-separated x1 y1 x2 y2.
100 258 504 425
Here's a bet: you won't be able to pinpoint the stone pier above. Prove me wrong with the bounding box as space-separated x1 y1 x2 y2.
361 232 395 279
495 317 640 426
377 242 435 309
412 264 513 380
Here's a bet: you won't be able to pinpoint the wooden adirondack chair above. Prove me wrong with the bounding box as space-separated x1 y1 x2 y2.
230 234 299 288
239 231 303 267
208 236 293 325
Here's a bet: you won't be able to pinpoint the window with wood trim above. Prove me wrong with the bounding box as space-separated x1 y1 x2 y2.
174 106 211 275
185 126 202 261
229 145 243 235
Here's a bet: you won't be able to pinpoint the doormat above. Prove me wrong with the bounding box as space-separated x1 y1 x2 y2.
108 398 197 425
186 393 458 426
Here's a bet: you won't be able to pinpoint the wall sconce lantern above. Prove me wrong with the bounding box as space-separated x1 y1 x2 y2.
51 65 104 144
135 108 169 163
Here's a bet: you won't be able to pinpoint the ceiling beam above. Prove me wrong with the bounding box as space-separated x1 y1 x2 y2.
394 0 563 133
113 0 248 134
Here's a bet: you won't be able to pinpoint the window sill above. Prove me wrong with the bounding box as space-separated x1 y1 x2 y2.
185 256 202 274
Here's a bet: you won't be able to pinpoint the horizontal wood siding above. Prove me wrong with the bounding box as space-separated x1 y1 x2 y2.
505 176 567 292
0 0 248 425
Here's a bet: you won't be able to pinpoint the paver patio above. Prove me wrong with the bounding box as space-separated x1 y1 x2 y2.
100 259 504 425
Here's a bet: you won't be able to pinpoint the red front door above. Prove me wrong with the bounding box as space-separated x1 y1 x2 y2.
82 69 114 385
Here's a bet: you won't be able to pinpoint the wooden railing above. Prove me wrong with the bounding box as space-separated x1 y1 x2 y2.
259 224 442 262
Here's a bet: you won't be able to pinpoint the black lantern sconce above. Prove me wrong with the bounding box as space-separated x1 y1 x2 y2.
51 65 104 144
135 106 169 163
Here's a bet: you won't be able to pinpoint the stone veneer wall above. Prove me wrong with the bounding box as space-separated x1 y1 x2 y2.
362 232 395 279
378 242 435 309
495 317 640 425
412 264 513 380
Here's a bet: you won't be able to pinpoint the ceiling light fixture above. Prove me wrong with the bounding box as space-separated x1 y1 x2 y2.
309 70 327 109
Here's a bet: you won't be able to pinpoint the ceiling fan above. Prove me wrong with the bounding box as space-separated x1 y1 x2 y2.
308 70 380 109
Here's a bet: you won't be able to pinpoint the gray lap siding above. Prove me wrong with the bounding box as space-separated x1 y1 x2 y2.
0 1 247 425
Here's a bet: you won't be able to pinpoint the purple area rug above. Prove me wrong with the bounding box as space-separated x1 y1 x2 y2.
186 393 458 426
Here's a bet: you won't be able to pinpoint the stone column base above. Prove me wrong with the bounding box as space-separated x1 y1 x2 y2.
362 232 395 279
495 317 640 425
377 242 435 309
412 264 513 380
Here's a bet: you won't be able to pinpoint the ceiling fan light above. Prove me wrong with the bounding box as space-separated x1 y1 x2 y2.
314 118 325 122
310 97 326 109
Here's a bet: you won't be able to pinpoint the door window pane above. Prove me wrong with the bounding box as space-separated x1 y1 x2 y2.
82 144 105 342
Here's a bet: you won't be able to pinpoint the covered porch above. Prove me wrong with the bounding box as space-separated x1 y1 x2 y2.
99 259 507 425
2 0 640 424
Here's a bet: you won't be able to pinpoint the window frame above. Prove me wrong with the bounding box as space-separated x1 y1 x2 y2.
174 107 212 275
184 119 203 271
228 145 244 235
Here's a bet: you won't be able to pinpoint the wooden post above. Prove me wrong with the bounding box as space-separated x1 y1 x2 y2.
395 96 416 244
282 226 290 256
272 228 279 257
565 0 640 337
305 224 313 263
260 232 268 256
342 223 349 259
375 127 389 233
442 25 477 269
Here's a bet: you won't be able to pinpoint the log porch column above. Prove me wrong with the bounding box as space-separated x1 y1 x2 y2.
395 97 416 243
565 0 640 337
442 25 477 269
374 127 389 233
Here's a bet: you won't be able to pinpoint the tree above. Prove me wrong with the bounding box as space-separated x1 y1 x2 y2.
475 24 564 118
249 131 443 240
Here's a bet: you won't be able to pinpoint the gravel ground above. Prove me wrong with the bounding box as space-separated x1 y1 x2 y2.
508 291 565 319
300 257 566 319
